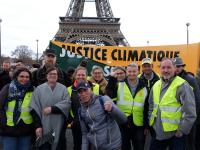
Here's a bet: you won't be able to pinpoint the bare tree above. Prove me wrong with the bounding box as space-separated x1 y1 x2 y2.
11 45 33 60
11 45 37 66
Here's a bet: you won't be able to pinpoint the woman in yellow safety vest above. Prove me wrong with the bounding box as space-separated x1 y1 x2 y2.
67 66 100 150
0 67 34 150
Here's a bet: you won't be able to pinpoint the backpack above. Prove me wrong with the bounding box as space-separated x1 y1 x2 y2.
78 96 107 131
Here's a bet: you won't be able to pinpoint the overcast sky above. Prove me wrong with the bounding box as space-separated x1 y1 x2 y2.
0 0 200 57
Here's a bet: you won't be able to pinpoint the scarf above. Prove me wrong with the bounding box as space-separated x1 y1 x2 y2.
7 80 31 125
88 77 108 94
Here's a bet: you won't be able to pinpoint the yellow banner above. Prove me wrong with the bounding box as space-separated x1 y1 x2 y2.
52 41 200 74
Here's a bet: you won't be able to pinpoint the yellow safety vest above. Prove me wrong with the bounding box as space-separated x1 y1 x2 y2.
67 83 100 118
116 82 147 126
6 92 33 126
150 76 185 132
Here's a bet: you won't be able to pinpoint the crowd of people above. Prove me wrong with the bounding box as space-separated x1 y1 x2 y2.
0 48 200 150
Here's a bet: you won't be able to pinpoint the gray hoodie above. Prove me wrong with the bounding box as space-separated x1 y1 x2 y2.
80 94 127 150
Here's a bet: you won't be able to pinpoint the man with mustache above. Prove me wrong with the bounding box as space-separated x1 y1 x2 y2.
32 48 66 87
149 58 196 150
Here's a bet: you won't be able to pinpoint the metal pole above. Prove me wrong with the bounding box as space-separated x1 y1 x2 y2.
0 18 2 59
36 39 39 62
147 41 149 46
186 22 190 44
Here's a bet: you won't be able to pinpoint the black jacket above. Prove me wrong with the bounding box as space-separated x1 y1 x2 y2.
178 70 200 123
139 71 160 95
32 65 66 87
105 76 149 128
0 70 11 91
0 84 34 137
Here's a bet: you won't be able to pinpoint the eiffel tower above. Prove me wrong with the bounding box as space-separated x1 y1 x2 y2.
53 0 129 46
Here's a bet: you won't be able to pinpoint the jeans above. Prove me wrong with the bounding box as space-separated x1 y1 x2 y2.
150 134 186 150
71 121 82 150
196 124 200 150
3 136 31 150
120 124 145 150
186 123 196 150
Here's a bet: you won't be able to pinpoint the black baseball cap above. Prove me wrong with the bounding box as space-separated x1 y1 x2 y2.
44 48 56 56
77 81 91 91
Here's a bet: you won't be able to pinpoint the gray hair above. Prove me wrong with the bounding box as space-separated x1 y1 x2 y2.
161 58 175 66
113 66 126 73
127 62 138 70
91 66 103 74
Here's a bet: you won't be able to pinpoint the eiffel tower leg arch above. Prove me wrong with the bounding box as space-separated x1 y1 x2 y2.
54 0 129 46
65 34 117 46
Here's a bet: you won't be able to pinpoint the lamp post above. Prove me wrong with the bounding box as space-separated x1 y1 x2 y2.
36 39 39 62
186 22 190 44
0 18 2 59
147 41 149 46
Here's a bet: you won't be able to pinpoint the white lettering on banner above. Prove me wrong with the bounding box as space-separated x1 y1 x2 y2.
104 66 111 77
60 48 83 58
67 51 76 58
60 48 66 57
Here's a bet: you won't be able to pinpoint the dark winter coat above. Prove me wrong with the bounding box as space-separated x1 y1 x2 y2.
32 65 66 87
0 69 11 91
0 84 34 137
178 70 200 123
139 71 160 94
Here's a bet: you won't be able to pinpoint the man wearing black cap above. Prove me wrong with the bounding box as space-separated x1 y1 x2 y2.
77 80 127 150
174 57 200 150
32 48 66 86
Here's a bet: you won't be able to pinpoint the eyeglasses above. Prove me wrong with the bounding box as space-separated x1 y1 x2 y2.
48 73 58 76
116 72 125 75
19 75 29 78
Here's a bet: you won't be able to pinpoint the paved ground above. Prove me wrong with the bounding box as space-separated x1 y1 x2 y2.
65 129 151 150
0 129 151 150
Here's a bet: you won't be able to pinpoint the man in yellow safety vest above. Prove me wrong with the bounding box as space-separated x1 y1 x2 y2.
106 62 149 150
149 58 196 150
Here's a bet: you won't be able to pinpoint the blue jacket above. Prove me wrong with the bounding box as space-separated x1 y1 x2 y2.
79 94 127 150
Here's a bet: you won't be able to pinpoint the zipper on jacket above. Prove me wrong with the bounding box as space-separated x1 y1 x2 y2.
109 128 111 144
87 106 98 149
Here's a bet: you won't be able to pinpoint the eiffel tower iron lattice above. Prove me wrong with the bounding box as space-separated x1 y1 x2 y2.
53 0 129 46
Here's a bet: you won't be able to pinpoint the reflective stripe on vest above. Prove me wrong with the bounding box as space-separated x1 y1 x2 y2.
150 76 185 132
6 92 33 126
68 83 99 118
117 82 147 126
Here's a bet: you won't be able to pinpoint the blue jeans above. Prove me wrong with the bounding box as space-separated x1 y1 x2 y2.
120 124 145 150
3 136 31 150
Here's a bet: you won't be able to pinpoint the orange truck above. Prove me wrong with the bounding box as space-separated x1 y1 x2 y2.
51 41 200 76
